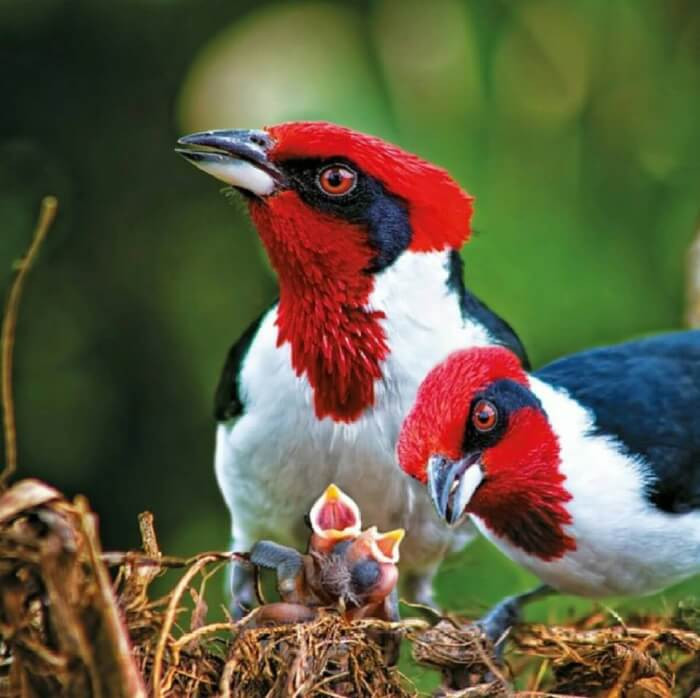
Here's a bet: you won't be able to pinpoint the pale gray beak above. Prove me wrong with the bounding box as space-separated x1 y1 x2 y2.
176 129 285 196
427 453 484 526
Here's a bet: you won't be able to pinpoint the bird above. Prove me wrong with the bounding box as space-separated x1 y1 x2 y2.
175 121 529 614
249 484 405 622
397 330 700 642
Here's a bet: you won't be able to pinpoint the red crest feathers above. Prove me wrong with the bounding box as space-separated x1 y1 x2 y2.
266 121 473 252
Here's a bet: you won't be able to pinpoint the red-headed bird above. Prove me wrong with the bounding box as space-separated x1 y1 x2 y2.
176 122 528 613
397 332 700 641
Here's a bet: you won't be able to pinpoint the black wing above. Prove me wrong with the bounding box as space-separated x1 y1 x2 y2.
447 250 531 370
536 331 700 513
214 301 277 421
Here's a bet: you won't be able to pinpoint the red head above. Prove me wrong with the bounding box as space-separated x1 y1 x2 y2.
397 347 575 560
177 122 473 422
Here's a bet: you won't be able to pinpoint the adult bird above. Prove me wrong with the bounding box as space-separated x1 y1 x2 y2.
397 331 700 641
175 121 528 613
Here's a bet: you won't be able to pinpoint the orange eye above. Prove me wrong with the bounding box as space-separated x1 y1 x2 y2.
472 399 498 432
318 165 356 196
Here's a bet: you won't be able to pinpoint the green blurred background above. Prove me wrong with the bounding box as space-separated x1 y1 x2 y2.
2 0 699 684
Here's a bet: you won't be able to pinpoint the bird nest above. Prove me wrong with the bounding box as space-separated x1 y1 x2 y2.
1 478 699 698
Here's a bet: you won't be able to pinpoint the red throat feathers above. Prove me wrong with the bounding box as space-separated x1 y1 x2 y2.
250 195 388 421
474 407 576 560
248 121 474 422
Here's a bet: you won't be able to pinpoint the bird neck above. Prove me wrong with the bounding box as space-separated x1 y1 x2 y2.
471 406 577 561
250 199 389 422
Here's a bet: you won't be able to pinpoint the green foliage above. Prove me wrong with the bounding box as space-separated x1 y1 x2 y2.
1 1 699 662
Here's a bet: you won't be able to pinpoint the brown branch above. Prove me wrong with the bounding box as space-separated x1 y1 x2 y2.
0 196 58 490
687 215 700 328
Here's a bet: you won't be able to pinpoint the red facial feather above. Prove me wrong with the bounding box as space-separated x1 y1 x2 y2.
397 347 575 561
266 121 473 252
397 347 527 482
472 408 575 560
250 193 388 421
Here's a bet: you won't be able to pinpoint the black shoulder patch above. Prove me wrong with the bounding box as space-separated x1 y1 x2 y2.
214 303 275 421
536 331 700 514
446 250 531 370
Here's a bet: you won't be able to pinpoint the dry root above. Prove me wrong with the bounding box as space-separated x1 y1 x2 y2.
0 478 145 697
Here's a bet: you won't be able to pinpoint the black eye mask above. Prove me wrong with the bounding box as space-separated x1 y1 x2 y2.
278 157 412 273
464 379 545 451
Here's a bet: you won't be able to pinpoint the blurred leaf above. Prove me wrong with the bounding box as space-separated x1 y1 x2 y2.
178 2 390 134
493 0 592 125
372 0 483 171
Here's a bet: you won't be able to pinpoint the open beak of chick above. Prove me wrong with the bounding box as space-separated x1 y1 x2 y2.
308 483 362 553
369 527 405 564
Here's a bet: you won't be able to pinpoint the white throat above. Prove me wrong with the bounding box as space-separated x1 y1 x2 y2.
369 249 493 400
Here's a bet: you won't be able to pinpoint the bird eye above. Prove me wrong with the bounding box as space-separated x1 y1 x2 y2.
472 399 498 432
318 165 356 196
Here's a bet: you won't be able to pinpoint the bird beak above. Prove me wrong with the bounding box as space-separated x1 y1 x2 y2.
370 528 405 564
175 128 285 196
309 483 362 541
427 453 483 526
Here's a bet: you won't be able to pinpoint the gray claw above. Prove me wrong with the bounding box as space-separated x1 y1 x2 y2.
249 540 304 597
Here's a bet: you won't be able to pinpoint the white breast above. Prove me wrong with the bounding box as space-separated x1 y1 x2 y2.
215 250 491 574
472 378 700 597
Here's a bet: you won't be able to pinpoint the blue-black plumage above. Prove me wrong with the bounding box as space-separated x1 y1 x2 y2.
537 330 700 513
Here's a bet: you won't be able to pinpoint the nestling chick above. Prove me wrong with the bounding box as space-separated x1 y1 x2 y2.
249 484 404 623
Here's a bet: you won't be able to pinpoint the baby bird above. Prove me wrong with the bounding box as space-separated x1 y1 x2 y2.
248 484 404 623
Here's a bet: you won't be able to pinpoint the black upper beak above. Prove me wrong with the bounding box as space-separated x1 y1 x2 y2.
175 129 286 188
427 453 482 526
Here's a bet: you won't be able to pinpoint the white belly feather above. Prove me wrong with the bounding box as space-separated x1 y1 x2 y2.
215 251 490 573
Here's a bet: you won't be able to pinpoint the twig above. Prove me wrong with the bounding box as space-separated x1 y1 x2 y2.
0 196 58 490
151 554 221 698
219 656 237 698
529 658 549 691
171 621 238 652
687 215 700 328
606 633 658 698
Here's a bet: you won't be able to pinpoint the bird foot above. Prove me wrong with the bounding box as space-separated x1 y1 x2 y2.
229 562 258 621
473 595 522 663
476 596 520 643
474 585 554 661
